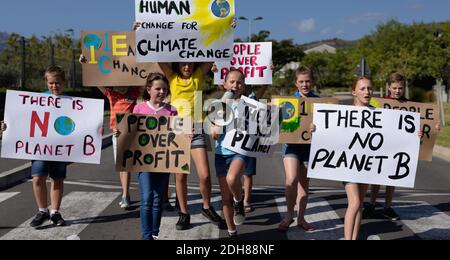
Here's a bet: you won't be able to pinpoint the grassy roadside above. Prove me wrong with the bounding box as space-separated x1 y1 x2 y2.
437 103 450 148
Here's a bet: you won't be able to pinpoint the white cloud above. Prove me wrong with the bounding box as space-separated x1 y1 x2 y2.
348 12 386 23
320 27 331 35
297 18 316 33
335 30 345 36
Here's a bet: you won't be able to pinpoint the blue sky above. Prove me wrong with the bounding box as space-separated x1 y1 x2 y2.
0 0 449 44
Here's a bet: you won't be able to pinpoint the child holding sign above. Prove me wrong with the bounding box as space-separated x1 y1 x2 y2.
79 54 142 210
211 69 250 239
1 66 70 228
310 76 372 240
278 66 318 232
364 72 439 221
133 20 236 230
312 76 422 240
162 61 224 230
115 73 176 240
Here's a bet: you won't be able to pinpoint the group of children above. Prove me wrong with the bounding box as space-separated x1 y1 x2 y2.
1 26 441 242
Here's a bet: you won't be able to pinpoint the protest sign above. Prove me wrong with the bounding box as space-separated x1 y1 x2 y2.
1 90 104 164
272 96 338 144
81 31 162 87
222 96 279 157
135 0 235 62
308 104 420 188
214 42 272 85
371 98 440 161
116 113 191 174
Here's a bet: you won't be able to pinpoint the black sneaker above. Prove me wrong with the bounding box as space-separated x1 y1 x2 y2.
176 213 191 230
228 231 238 240
202 206 223 223
362 204 375 219
50 212 66 226
30 211 50 228
233 199 245 226
218 220 228 230
382 207 400 221
164 202 175 212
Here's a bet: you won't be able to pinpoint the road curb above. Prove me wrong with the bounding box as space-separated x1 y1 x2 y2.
0 134 113 191
433 145 450 162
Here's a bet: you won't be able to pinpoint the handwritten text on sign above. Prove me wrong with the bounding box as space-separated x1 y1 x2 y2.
1 90 104 164
135 0 235 62
272 96 338 144
116 113 191 174
307 104 420 188
222 96 279 158
81 31 161 87
371 98 440 161
214 42 272 85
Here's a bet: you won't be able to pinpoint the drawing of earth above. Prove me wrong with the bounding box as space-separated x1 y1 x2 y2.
54 116 76 136
281 102 296 121
83 34 102 50
211 0 230 18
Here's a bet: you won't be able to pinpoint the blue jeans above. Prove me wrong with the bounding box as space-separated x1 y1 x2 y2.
138 172 170 240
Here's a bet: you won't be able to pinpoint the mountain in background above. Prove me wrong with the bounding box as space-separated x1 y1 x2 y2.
301 38 357 51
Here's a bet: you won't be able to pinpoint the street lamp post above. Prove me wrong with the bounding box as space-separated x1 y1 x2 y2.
66 29 76 88
50 36 55 67
434 30 448 126
238 16 263 42
19 36 26 90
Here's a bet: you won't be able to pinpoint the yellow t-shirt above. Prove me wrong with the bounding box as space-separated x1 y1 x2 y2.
169 68 205 121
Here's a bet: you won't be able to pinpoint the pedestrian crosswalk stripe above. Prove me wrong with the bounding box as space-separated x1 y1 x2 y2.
0 192 120 240
393 200 450 240
0 192 20 204
275 197 344 240
158 193 223 240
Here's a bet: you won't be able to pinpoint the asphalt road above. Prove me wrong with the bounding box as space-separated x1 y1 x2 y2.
0 141 449 240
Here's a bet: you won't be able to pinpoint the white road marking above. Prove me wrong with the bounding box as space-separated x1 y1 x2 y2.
159 193 223 240
0 192 120 240
0 192 20 203
392 201 450 240
275 197 344 240
0 163 31 177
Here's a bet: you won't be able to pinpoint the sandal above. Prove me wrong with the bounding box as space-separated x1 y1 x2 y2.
277 219 294 232
244 205 254 213
297 222 315 232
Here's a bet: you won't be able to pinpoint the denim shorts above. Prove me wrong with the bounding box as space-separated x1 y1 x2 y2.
191 134 209 149
282 144 311 162
244 157 257 176
31 160 67 179
215 154 250 178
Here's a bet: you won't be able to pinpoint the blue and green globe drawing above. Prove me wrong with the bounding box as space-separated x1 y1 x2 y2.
211 0 231 18
280 101 300 133
83 34 102 50
54 116 76 136
281 102 295 121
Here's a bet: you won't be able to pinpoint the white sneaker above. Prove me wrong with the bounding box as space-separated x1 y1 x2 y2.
119 197 130 209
